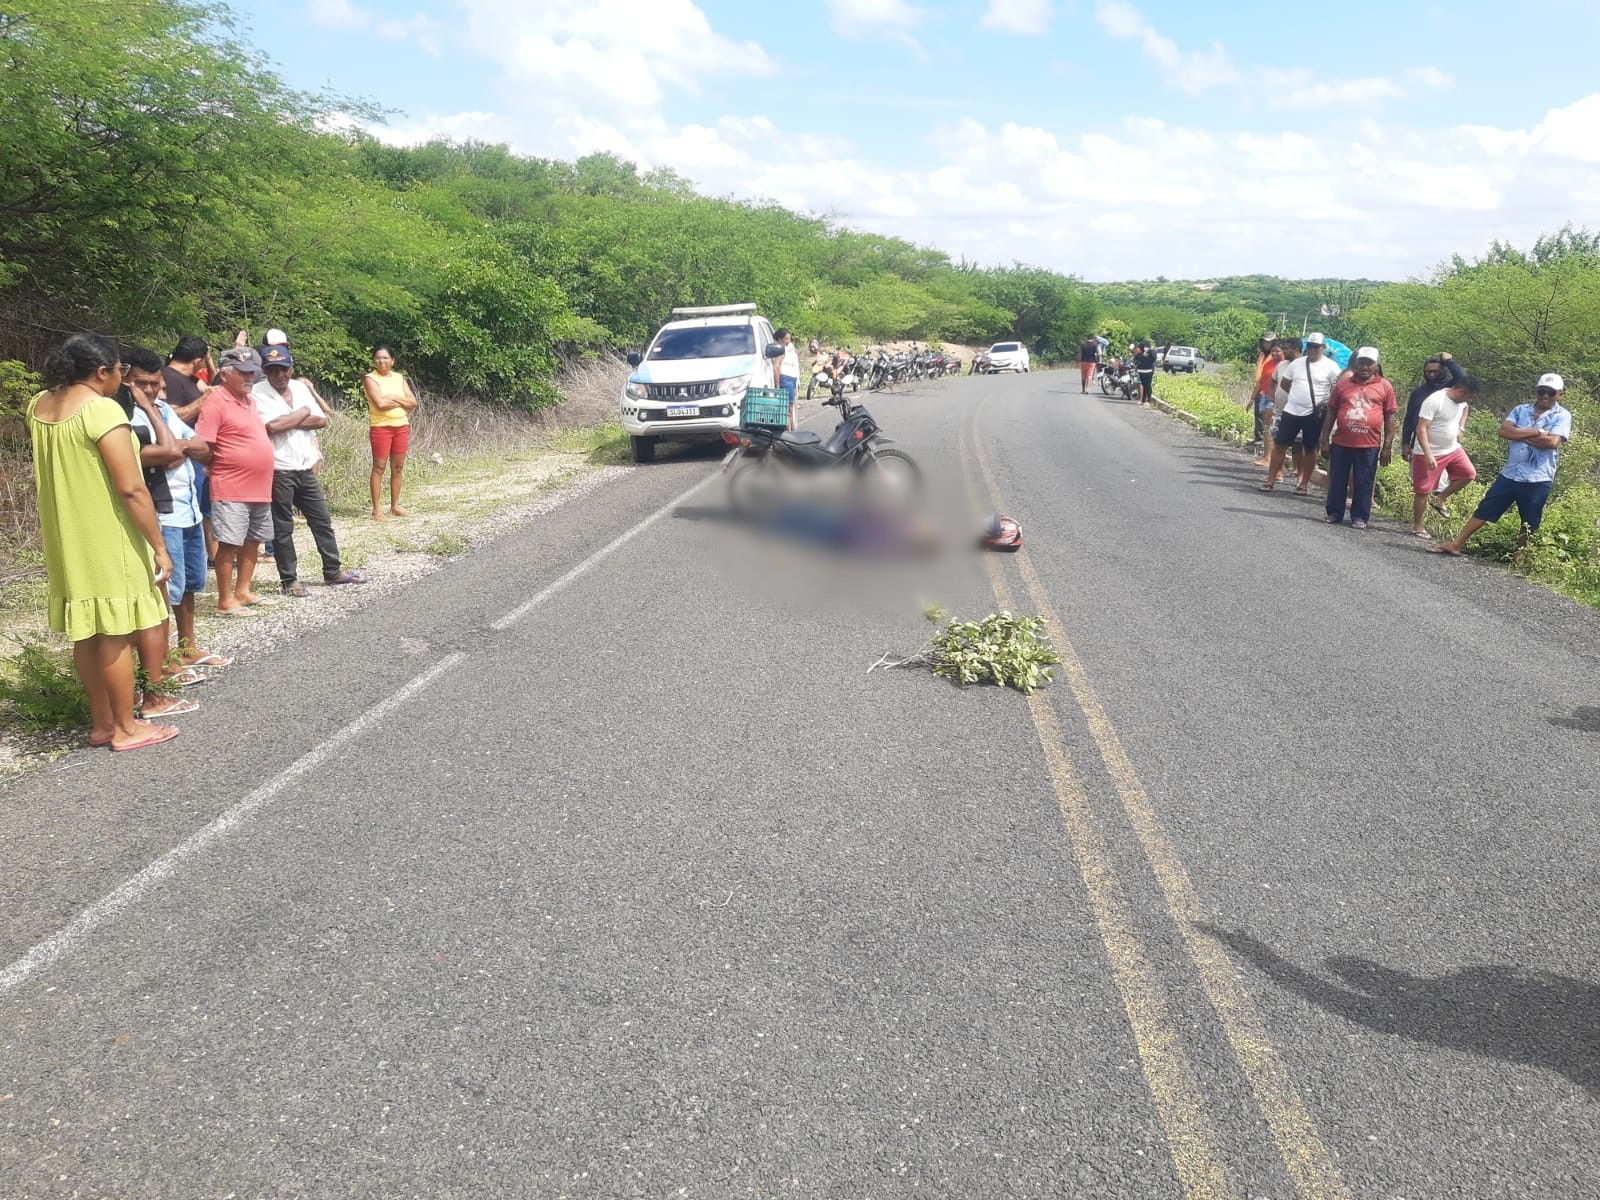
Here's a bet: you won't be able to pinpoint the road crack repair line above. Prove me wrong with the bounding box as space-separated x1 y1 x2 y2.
962 401 1352 1200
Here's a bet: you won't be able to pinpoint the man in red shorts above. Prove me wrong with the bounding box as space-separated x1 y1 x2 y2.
1409 374 1479 538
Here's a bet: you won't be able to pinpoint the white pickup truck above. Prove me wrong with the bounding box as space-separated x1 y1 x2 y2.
620 304 778 463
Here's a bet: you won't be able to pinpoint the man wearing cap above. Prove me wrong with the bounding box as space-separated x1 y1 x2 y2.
1319 347 1397 529
1432 374 1573 556
1263 333 1340 493
189 347 276 615
252 346 366 596
1409 374 1480 538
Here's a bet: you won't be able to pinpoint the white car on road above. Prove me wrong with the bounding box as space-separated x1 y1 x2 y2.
984 341 1030 373
621 304 778 463
1160 346 1204 373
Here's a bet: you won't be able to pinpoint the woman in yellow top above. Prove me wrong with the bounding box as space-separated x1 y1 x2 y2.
28 334 179 752
361 345 419 520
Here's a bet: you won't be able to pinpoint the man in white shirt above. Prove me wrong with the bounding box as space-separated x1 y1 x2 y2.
252 347 366 596
1409 375 1479 537
1261 333 1341 493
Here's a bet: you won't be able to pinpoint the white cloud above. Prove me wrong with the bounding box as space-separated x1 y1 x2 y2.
981 0 1052 35
827 0 926 29
454 0 773 113
305 0 444 54
1093 0 1238 92
1407 66 1454 89
355 0 1600 285
1267 72 1406 109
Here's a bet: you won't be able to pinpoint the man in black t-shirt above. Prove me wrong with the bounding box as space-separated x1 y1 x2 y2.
162 336 211 425
1133 342 1158 406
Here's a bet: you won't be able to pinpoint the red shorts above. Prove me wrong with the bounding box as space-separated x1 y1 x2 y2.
1079 361 1095 382
370 424 411 459
1411 446 1475 495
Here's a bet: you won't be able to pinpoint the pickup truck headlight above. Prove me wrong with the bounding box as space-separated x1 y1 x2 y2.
623 381 648 401
716 374 750 396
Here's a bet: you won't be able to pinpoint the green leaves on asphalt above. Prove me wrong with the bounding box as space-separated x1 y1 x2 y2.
873 604 1061 695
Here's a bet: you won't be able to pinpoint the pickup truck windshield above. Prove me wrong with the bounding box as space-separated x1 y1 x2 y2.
648 326 756 360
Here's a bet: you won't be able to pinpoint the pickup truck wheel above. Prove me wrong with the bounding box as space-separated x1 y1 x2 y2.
630 435 657 463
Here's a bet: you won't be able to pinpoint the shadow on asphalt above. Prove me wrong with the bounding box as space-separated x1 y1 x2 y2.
1202 926 1600 1098
1219 506 1318 522
1546 705 1600 732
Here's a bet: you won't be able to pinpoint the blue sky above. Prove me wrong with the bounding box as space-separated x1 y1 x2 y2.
246 0 1600 281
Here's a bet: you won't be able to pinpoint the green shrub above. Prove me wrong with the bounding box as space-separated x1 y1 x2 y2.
1156 373 1253 440
0 638 89 732
0 360 42 418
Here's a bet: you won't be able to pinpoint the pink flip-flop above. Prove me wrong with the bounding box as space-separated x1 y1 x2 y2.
112 725 180 752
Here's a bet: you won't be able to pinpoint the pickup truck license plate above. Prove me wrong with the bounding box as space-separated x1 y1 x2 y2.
666 405 699 418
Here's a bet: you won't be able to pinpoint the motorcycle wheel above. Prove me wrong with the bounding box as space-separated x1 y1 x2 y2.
727 458 781 518
1100 374 1114 396
856 448 922 508
806 376 818 402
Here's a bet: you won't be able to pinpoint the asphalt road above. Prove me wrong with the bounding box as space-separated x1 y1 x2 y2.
3 372 1597 1199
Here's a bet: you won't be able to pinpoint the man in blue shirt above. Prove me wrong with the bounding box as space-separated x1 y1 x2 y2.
1432 373 1572 556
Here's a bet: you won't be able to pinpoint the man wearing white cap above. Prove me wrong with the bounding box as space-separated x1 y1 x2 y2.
1319 346 1396 529
1432 373 1573 556
1263 333 1339 492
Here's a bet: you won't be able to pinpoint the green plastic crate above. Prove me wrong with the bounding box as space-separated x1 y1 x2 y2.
741 386 791 430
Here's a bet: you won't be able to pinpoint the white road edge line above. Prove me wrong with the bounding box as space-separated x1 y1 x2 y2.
490 473 716 631
0 651 467 995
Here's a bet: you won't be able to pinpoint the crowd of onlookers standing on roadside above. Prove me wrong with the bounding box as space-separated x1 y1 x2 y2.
1245 332 1571 549
25 329 421 751
1075 329 1574 547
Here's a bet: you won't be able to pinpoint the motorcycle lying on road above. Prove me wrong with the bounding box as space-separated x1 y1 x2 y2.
723 362 921 516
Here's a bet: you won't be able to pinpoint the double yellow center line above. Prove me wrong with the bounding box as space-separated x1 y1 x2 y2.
959 405 1351 1200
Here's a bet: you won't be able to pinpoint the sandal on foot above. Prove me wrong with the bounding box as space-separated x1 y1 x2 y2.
187 653 233 668
113 725 180 752
139 697 200 718
1412 529 1434 539
168 668 205 687
281 580 311 598
324 572 368 586
1429 544 1462 556
1429 500 1451 517
1258 482 1277 492
217 606 257 619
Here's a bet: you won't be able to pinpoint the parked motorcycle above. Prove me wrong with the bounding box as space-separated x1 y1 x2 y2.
1100 358 1136 401
723 352 922 515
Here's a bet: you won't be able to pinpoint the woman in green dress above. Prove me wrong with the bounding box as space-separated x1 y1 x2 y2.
28 334 179 751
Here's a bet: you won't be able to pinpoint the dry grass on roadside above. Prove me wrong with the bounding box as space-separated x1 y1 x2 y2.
0 358 631 561
312 358 627 516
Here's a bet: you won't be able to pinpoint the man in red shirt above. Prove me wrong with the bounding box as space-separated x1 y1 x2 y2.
190 347 276 614
1319 346 1396 529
